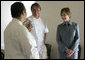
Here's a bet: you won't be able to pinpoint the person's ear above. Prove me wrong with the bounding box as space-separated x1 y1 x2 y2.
22 10 26 16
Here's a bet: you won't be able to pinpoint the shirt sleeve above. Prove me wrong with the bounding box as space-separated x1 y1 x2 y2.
18 26 32 58
56 25 68 52
26 30 39 59
22 27 39 59
69 24 80 51
44 25 49 33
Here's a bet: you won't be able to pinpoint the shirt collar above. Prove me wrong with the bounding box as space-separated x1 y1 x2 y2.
13 18 23 25
32 15 40 20
63 20 72 25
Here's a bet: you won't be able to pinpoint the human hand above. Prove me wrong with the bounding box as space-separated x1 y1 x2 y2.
66 49 74 57
27 21 33 31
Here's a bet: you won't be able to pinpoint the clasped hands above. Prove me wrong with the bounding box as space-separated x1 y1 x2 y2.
66 49 74 58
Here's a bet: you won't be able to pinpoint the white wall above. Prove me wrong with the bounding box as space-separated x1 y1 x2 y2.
21 1 35 17
36 1 84 59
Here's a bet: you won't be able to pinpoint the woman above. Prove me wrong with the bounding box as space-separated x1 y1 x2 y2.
56 7 80 59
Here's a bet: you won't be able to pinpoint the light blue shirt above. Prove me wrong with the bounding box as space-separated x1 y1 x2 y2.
56 20 80 53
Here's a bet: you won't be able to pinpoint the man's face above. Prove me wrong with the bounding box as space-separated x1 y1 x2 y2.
61 12 70 22
31 6 41 17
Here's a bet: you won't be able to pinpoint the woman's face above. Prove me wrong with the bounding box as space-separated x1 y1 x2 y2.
61 12 70 22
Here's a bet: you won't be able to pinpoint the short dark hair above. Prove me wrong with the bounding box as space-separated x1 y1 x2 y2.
31 3 41 11
60 7 71 18
11 2 26 18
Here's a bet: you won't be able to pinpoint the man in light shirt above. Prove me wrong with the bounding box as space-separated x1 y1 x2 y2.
4 2 39 59
23 3 49 59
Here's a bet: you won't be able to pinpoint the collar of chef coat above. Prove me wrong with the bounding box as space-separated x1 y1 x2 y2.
12 18 23 25
31 15 41 20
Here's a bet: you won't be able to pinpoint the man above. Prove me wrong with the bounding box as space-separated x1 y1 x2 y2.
56 7 80 59
23 3 49 59
4 2 39 59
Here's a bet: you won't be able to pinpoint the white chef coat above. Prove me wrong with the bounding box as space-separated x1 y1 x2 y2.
4 18 39 59
23 15 49 59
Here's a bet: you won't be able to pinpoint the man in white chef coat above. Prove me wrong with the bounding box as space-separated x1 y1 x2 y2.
23 3 49 59
4 2 39 59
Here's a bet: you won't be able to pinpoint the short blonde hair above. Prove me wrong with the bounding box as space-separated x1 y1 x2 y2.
60 7 71 18
31 3 41 11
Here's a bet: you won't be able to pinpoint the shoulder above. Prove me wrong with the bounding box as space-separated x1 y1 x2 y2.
57 23 64 31
72 22 79 28
71 21 79 31
72 22 78 26
57 23 63 28
39 18 43 22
